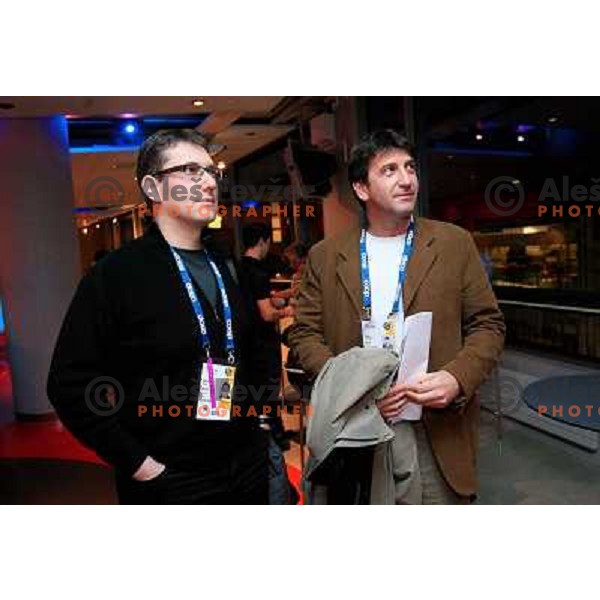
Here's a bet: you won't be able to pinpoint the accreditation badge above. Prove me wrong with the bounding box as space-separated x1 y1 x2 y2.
361 320 382 349
382 314 401 352
195 360 237 421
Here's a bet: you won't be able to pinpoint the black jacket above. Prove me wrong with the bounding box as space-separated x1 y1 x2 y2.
47 223 258 476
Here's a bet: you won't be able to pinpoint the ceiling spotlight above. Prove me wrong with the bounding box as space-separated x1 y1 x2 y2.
547 116 559 124
517 135 526 143
512 179 521 185
217 161 226 170
96 224 100 229
82 227 88 235
192 98 205 107
475 134 483 141
122 121 138 135
112 218 118 224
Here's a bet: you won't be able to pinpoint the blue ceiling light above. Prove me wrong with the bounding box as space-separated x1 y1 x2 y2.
122 121 138 135
516 124 536 134
242 200 260 210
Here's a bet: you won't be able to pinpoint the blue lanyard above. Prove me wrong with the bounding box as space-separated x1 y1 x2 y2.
360 219 416 322
170 247 236 365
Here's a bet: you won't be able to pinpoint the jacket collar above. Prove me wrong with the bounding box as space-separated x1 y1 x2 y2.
142 220 172 251
143 220 217 255
336 216 438 319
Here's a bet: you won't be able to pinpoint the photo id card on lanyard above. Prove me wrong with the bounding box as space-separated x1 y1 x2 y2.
198 362 236 421
170 247 237 421
360 219 416 352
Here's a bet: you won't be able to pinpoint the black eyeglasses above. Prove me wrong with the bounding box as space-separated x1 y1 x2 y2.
152 162 223 180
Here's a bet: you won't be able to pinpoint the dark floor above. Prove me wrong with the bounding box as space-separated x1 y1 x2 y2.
0 459 117 504
478 409 600 504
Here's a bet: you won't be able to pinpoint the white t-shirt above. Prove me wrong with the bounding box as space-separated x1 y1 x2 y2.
366 231 422 421
365 231 406 334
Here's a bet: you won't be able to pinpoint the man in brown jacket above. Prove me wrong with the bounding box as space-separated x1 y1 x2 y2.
288 129 505 503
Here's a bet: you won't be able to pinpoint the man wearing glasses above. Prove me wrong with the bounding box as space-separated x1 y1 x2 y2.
48 129 269 504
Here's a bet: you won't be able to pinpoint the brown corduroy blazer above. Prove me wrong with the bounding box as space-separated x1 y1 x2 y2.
288 217 505 497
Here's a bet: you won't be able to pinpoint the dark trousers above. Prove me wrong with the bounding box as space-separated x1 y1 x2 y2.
313 447 375 505
115 430 269 504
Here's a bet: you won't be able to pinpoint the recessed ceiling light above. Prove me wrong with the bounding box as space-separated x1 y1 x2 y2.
475 134 483 141
96 224 100 229
82 227 88 235
517 135 526 143
122 122 138 135
547 116 559 124
512 179 521 185
112 218 118 224
192 98 204 107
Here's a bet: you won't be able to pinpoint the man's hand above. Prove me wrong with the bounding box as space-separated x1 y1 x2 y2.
132 456 166 482
404 370 461 409
376 383 410 421
281 305 295 319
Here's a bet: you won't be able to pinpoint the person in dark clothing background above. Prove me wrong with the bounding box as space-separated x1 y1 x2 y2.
240 223 292 394
239 223 295 503
47 129 268 504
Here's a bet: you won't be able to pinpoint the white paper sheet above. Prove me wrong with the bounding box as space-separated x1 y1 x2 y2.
391 311 432 422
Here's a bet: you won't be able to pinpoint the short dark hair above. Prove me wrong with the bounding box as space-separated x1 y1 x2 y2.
285 242 308 260
348 129 415 186
136 128 210 204
242 222 271 249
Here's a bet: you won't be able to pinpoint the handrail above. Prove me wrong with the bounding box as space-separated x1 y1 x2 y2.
498 299 600 315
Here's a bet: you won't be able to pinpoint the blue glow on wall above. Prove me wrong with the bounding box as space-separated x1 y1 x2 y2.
70 145 140 154
0 299 5 335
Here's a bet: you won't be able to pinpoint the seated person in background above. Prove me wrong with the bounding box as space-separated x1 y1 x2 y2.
271 242 309 309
